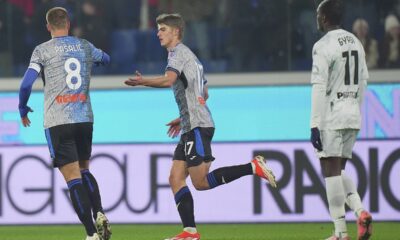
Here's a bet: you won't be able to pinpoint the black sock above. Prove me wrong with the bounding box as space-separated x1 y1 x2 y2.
81 169 104 220
67 178 96 236
174 186 196 228
207 163 253 189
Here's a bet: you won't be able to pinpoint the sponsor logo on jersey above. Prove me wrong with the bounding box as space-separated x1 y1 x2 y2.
55 94 87 103
198 96 206 105
337 91 358 99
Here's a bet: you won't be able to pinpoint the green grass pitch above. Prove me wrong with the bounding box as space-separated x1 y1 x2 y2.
0 222 398 240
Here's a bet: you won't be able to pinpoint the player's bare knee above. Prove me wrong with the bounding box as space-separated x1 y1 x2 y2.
192 179 209 191
169 173 183 188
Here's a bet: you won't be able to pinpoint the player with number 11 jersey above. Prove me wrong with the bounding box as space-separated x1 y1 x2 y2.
310 28 368 131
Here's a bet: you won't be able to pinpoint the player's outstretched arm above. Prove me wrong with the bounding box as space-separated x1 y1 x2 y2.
19 68 38 127
166 118 181 138
124 70 178 88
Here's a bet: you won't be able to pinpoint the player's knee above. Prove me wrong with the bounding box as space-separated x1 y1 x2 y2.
192 179 208 191
169 172 183 188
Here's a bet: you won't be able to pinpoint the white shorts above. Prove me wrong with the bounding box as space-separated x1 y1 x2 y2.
316 129 359 159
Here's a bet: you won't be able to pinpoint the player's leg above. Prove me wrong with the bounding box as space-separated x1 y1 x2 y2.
166 141 200 240
341 159 365 216
170 160 200 237
319 130 348 239
59 162 97 237
80 161 104 219
45 124 97 238
76 123 111 240
166 134 200 240
202 155 276 189
340 130 372 240
186 128 276 190
321 157 348 239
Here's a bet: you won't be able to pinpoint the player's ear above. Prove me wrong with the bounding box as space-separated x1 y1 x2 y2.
322 15 327 24
173 28 179 38
46 23 52 32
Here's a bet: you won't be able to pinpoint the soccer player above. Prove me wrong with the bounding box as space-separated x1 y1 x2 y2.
18 7 111 240
310 1 372 239
124 13 277 240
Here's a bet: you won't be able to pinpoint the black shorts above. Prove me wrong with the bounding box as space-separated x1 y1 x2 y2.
44 122 93 168
173 127 215 167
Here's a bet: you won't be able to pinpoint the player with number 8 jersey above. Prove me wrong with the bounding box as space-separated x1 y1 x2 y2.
18 7 111 240
27 30 105 128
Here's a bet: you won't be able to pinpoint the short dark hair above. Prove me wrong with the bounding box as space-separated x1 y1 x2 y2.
156 13 185 40
319 0 343 26
46 7 69 29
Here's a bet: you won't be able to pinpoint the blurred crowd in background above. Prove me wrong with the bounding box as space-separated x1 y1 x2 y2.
1 0 400 77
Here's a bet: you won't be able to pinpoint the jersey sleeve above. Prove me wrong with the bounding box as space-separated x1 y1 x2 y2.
166 49 185 75
88 41 105 63
359 46 369 81
28 46 44 73
310 42 329 128
311 43 330 85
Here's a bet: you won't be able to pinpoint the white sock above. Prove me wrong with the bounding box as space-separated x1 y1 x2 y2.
183 227 197 234
341 170 364 217
325 176 348 238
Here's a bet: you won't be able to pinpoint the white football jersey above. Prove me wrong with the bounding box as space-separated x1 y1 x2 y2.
310 29 368 130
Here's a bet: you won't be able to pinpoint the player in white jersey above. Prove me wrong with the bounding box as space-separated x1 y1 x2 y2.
310 1 372 239
124 13 277 240
18 7 111 240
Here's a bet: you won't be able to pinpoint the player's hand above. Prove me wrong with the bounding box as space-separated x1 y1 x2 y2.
19 106 33 127
166 118 181 138
19 105 33 118
124 70 143 87
310 127 322 151
22 116 31 127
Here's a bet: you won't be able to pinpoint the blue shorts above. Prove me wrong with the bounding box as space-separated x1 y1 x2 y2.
173 127 215 167
45 122 93 168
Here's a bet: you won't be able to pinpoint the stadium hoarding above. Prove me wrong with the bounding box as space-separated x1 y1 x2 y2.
0 83 399 144
0 140 399 224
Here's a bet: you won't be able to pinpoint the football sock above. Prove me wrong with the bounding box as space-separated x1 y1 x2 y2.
67 178 96 236
81 169 104 219
175 186 196 228
183 227 197 234
325 176 348 238
341 170 364 217
206 163 253 189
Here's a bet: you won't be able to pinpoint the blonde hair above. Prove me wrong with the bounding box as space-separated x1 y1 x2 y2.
156 13 185 40
46 7 69 29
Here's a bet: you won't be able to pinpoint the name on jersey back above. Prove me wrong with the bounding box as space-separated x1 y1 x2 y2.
55 44 82 53
338 36 355 46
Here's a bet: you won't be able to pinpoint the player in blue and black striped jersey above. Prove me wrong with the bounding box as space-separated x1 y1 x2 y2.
18 7 111 240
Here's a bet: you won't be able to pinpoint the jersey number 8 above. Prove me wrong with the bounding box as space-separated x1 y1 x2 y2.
64 57 82 90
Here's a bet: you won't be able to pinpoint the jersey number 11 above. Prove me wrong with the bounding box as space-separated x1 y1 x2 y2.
342 51 359 85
